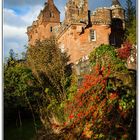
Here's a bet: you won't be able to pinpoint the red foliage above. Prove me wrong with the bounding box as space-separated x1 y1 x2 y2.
63 122 67 126
65 65 111 126
117 41 132 59
69 114 74 119
109 92 119 100
64 64 131 139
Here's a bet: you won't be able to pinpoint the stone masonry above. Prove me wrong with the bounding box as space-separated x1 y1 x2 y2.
27 0 125 64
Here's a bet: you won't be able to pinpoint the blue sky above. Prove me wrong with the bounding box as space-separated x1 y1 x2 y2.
3 0 135 59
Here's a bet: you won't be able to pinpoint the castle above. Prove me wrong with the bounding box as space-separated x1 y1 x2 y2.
27 0 125 64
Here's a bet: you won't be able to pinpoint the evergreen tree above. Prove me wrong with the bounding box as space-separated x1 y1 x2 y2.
125 0 136 44
125 0 136 28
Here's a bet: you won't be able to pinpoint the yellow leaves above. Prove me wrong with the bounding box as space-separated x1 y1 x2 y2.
82 123 93 138
84 130 93 138
93 111 98 118
93 134 105 139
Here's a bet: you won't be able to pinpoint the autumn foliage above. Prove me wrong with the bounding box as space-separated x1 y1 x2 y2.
64 64 135 139
117 41 132 59
4 43 135 139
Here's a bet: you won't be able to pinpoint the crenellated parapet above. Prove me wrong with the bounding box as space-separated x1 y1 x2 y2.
91 7 111 25
64 0 88 25
90 4 125 26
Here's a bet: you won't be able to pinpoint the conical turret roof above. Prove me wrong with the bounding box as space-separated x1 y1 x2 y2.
112 0 121 6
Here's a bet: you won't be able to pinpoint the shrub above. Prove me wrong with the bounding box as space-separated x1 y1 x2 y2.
63 45 136 139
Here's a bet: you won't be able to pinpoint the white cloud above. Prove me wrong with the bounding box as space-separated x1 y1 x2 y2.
4 24 27 39
3 40 27 59
3 2 65 59
21 5 43 25
4 8 26 27
4 5 43 27
4 0 44 7
3 5 43 58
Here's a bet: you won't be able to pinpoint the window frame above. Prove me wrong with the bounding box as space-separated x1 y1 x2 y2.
50 26 53 32
90 29 96 42
50 12 54 18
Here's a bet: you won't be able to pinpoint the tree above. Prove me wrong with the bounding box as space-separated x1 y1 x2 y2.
125 0 136 28
127 18 136 44
27 37 71 102
4 56 37 128
125 0 136 44
27 37 72 128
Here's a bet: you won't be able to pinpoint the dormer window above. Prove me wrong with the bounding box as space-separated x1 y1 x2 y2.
90 29 96 41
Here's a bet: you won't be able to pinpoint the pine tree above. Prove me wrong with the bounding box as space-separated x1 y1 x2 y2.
125 0 136 44
125 0 136 28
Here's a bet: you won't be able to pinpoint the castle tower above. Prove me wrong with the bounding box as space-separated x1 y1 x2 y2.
111 0 125 20
112 0 121 6
64 0 88 24
42 0 60 23
109 0 125 47
47 0 54 5
27 0 60 46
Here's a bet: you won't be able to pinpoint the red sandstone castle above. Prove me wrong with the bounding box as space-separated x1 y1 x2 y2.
27 0 125 63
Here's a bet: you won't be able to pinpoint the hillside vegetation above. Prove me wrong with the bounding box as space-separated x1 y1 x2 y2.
4 0 136 139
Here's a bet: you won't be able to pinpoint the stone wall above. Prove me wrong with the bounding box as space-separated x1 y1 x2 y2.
64 0 88 24
91 8 111 25
27 22 60 46
27 0 125 64
27 0 60 46
58 23 111 63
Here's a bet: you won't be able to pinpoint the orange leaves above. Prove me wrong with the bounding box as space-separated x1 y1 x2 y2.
78 101 83 107
109 92 119 100
64 64 112 137
82 123 93 139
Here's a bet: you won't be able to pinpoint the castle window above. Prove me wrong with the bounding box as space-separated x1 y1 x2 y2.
50 27 53 32
50 12 54 17
90 29 96 41
60 44 65 53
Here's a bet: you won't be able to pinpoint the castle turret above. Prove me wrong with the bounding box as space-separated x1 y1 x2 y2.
42 0 60 23
112 0 121 6
47 0 54 5
91 7 111 25
27 0 60 46
109 0 125 47
111 0 125 21
64 0 88 24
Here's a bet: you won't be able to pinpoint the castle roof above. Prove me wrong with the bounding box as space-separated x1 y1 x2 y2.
44 0 60 13
112 0 121 6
